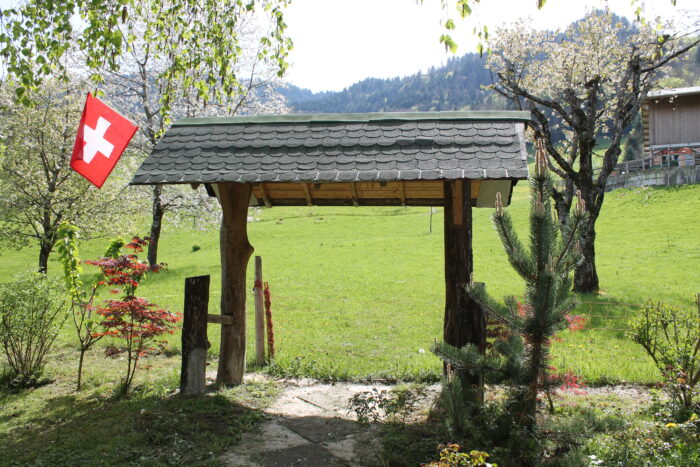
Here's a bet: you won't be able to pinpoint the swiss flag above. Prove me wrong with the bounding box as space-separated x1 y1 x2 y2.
71 93 138 188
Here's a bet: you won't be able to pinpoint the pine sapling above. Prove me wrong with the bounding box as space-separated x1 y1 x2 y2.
434 138 587 432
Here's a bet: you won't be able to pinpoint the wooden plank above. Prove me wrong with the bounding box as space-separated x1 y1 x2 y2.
254 256 265 366
181 275 210 396
216 183 254 386
259 183 272 208
302 183 313 206
350 182 359 207
207 313 234 325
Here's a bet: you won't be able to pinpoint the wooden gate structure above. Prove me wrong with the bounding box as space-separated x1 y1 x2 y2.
131 111 531 386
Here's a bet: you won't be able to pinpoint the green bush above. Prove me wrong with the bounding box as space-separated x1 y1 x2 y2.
0 272 67 388
628 299 700 420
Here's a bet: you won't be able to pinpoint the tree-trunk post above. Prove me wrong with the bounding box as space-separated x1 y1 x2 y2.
443 180 486 392
217 183 253 386
254 256 266 366
181 275 210 396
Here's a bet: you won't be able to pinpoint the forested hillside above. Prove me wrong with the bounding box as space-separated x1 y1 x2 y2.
281 53 507 113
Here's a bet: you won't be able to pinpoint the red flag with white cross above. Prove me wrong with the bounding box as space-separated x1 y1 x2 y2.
71 93 138 188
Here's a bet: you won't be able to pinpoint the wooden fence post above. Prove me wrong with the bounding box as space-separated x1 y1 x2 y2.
181 275 210 396
254 256 265 366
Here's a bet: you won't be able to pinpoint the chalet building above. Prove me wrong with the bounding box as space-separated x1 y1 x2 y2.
642 86 700 166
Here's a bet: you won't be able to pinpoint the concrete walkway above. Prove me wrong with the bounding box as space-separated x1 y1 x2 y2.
221 377 391 466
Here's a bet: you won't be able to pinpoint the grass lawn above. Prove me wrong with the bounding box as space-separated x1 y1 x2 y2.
1 183 699 385
0 350 281 465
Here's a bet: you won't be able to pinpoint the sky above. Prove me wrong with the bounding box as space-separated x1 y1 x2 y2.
283 0 700 92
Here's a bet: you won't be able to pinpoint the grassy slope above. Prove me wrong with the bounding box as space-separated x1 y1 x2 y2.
2 183 699 384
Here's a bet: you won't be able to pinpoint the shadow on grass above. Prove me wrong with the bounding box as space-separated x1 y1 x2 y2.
0 386 265 466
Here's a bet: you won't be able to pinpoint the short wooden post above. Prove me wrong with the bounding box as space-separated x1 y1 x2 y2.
181 275 210 396
254 256 266 366
217 182 254 386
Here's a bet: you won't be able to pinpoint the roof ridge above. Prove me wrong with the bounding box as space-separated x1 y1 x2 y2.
172 111 532 126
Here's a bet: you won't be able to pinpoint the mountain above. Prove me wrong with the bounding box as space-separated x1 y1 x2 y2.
280 53 506 114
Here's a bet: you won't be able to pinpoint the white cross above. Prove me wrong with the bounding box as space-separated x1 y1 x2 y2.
82 116 114 164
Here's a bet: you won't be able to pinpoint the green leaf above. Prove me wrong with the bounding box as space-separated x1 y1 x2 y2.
440 34 458 54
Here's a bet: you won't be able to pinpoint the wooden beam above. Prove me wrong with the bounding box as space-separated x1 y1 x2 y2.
443 179 485 400
303 183 313 206
259 183 272 208
216 182 254 386
350 182 359 207
399 181 406 206
207 314 234 325
181 275 210 395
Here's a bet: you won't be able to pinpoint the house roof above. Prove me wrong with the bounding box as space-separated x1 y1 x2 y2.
646 86 700 99
130 111 531 186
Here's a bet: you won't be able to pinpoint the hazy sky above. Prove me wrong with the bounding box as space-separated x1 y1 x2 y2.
284 0 700 92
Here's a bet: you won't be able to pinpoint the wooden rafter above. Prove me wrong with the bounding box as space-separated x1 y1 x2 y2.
350 182 359 207
303 183 313 206
259 183 272 208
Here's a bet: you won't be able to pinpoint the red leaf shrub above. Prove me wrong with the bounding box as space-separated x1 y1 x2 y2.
87 237 180 393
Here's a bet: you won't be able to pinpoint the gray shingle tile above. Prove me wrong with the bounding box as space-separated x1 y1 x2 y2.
131 115 530 186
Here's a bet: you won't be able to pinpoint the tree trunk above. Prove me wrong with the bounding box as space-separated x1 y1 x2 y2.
147 185 164 267
38 238 52 274
443 180 485 392
573 218 599 293
216 183 253 386
551 178 575 230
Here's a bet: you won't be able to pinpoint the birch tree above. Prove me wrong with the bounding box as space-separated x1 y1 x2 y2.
97 1 289 265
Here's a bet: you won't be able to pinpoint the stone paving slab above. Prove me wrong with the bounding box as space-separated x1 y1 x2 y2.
221 377 390 466
279 416 361 444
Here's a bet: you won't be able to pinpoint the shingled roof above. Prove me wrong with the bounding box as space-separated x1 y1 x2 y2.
130 111 531 186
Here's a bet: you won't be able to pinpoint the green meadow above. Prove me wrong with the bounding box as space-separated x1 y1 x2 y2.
2 182 699 385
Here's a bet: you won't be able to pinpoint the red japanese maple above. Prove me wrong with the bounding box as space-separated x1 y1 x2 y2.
86 237 180 393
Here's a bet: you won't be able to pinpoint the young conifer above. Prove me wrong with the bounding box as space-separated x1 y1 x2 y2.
434 138 587 432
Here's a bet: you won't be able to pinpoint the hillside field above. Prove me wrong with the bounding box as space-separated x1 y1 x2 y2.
1 182 699 385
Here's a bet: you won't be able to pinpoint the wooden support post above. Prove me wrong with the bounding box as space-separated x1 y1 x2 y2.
254 256 266 366
181 275 210 396
399 181 406 206
217 183 254 386
303 183 313 206
259 183 272 208
350 182 359 207
443 180 486 394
